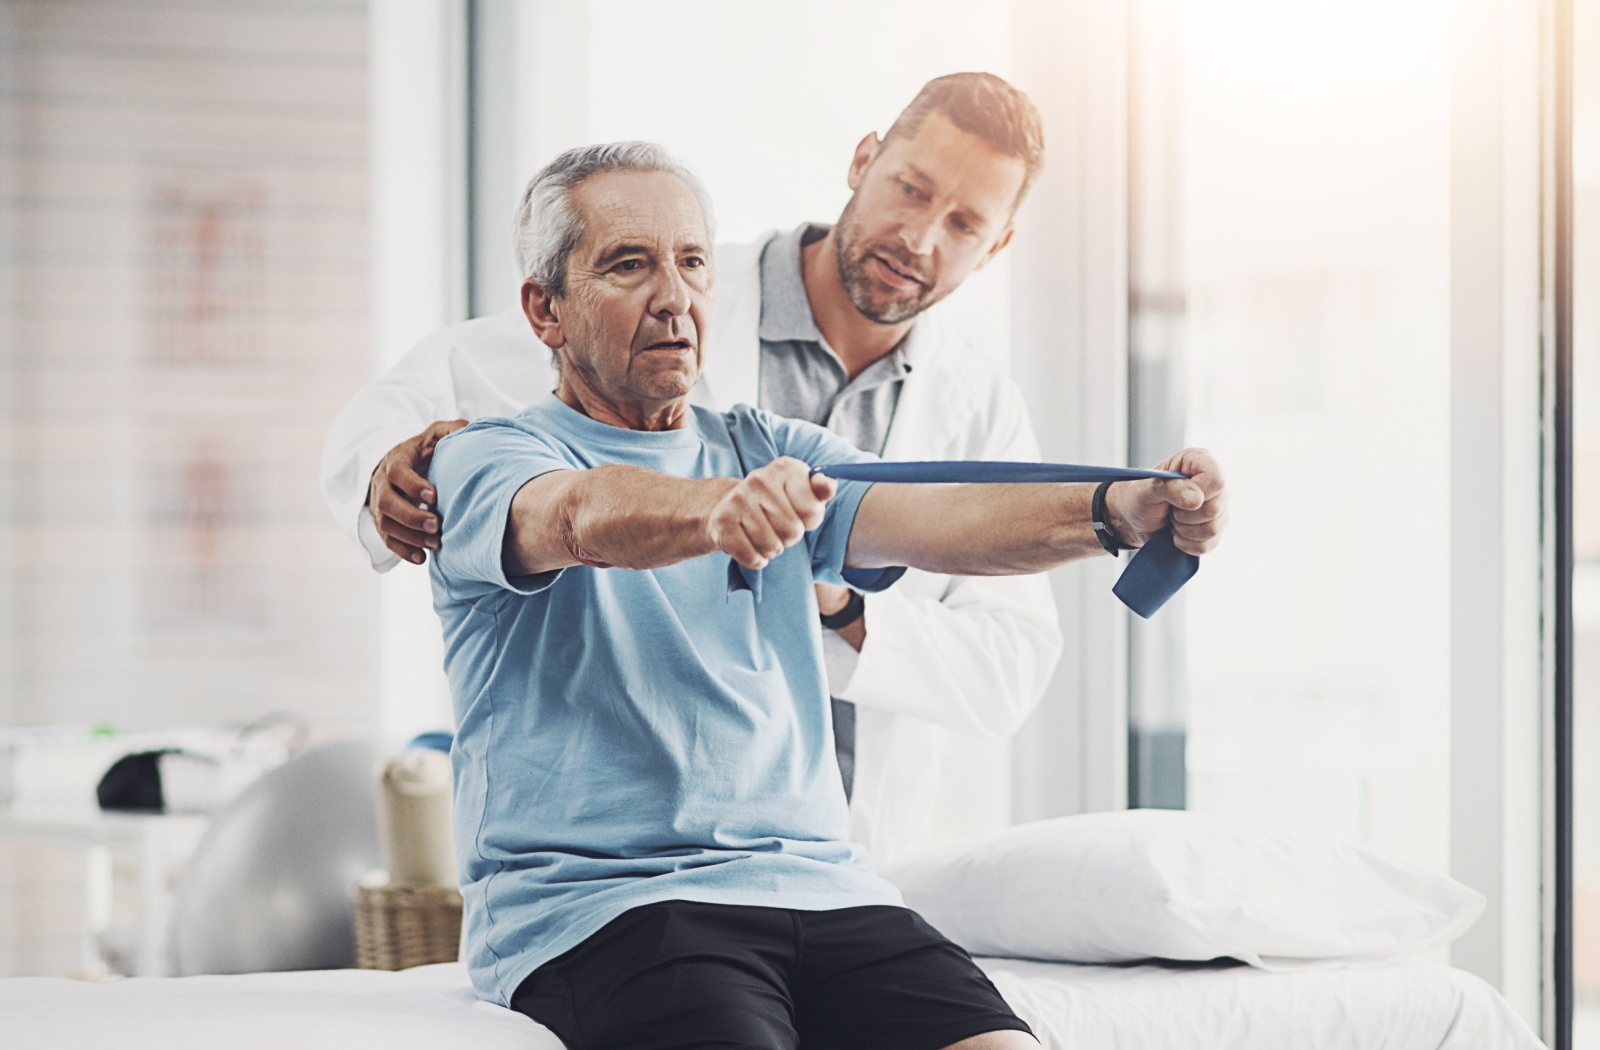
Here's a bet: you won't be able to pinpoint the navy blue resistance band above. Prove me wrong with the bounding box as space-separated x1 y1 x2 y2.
724 460 1200 619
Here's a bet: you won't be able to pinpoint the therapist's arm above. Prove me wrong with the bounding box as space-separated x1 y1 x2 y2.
503 457 836 576
320 331 473 570
844 447 1228 575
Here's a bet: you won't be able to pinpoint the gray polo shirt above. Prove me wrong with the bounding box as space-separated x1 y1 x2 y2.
757 223 911 455
756 223 914 800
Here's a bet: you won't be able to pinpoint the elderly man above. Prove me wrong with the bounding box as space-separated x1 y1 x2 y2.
427 142 1225 1048
323 74 1065 864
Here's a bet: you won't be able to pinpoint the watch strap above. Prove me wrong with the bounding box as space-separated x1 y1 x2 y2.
819 589 866 631
1092 480 1135 555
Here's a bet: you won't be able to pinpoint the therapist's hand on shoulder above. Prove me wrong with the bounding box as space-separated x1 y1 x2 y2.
1106 447 1229 556
369 419 470 565
708 458 836 571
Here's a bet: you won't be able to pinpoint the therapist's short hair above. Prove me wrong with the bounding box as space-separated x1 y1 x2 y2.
513 142 716 296
882 73 1045 207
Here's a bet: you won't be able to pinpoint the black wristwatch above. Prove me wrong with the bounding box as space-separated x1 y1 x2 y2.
820 589 866 631
1091 481 1137 556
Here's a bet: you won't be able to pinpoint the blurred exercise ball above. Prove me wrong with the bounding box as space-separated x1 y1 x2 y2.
170 740 381 975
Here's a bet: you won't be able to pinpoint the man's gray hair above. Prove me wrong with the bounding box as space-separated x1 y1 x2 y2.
512 141 716 297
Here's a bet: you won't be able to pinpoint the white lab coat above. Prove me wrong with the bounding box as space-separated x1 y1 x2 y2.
320 233 1063 865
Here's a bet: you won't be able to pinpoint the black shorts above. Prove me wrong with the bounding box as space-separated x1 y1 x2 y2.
511 901 1033 1050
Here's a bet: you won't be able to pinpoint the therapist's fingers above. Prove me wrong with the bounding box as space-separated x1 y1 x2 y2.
368 486 434 566
420 418 470 450
374 480 438 536
378 419 466 505
379 525 432 565
382 518 441 553
383 542 426 567
387 454 436 508
369 431 441 546
371 496 429 564
411 420 470 487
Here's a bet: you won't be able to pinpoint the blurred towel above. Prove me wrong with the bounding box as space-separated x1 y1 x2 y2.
378 751 456 887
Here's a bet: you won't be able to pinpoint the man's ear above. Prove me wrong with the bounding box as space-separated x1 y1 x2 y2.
974 224 1016 272
846 132 881 192
521 278 565 350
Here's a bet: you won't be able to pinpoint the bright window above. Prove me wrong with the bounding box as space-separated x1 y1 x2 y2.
1129 0 1452 876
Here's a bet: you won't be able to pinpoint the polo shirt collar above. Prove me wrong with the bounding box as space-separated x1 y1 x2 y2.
758 222 831 344
758 221 921 378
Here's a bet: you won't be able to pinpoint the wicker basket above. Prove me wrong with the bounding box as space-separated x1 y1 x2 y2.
355 882 463 970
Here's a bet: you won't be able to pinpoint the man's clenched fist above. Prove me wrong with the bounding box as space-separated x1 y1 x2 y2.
1105 447 1229 557
707 458 836 570
368 419 470 565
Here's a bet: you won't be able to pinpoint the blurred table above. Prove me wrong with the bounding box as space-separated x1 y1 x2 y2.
0 806 209 977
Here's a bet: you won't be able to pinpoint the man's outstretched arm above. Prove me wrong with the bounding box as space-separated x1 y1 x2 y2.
503 458 838 577
844 448 1228 575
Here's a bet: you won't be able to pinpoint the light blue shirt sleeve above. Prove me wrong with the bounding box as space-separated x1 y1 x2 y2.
427 419 572 602
761 412 905 594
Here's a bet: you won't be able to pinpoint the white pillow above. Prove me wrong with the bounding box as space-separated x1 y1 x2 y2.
880 809 1484 970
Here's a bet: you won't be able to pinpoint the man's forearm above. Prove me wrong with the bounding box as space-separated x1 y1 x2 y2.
845 483 1108 576
505 466 737 576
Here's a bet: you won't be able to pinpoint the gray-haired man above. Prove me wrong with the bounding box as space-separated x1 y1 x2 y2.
427 141 1226 1048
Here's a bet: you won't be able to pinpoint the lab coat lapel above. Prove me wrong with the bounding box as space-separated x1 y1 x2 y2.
880 313 960 462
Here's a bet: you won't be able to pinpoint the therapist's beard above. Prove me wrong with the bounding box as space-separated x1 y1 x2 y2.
833 202 940 325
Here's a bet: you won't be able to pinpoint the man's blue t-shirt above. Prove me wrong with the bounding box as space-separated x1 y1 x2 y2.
426 395 907 1007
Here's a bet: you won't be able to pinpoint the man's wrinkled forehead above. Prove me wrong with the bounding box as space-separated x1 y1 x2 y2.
570 171 711 267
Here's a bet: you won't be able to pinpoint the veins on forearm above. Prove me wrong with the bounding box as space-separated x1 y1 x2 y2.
853 483 1105 576
565 468 732 571
557 499 614 569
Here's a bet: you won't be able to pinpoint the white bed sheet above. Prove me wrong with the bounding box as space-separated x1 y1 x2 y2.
977 958 1547 1050
0 957 1547 1050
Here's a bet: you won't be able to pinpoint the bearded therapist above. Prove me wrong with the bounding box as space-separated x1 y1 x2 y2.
326 73 1124 862
426 137 1225 1048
